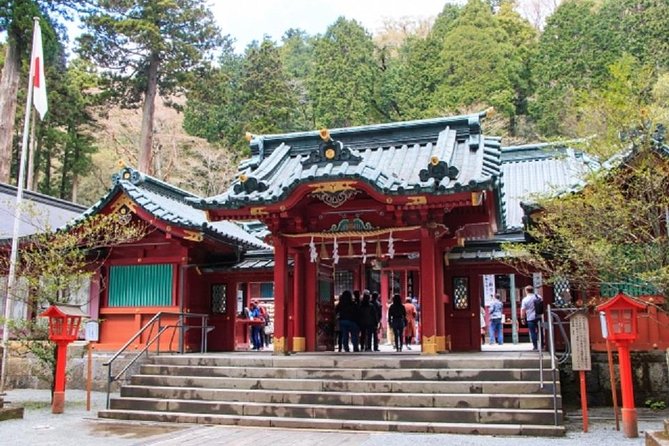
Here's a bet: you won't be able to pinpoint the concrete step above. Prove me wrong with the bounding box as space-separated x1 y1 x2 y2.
120 385 561 409
108 397 562 425
98 409 565 437
104 352 564 436
139 364 547 381
130 374 559 394
151 354 553 370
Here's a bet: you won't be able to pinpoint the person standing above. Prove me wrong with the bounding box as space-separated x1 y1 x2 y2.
388 294 407 352
488 294 504 345
248 301 263 351
371 291 382 351
520 285 541 351
358 291 378 351
403 297 417 350
335 290 359 352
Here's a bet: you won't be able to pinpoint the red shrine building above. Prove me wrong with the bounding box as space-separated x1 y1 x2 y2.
74 112 616 353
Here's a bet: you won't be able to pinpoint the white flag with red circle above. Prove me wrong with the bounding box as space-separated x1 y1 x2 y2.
30 19 48 120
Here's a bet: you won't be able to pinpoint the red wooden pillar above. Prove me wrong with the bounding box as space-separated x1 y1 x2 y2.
419 228 438 354
305 258 317 351
292 249 306 352
224 280 236 351
273 236 289 354
435 247 447 352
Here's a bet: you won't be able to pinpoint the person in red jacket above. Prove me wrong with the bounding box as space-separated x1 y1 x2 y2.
403 297 417 350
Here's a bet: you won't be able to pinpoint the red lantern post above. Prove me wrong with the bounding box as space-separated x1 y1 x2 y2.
596 292 646 438
39 305 87 414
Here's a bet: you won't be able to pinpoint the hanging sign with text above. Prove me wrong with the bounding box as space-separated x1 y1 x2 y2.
570 312 592 371
483 275 496 306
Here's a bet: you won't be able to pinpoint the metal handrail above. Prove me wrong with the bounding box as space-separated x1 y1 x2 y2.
103 311 210 409
546 305 560 426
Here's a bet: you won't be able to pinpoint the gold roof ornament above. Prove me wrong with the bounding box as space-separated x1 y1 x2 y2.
319 128 330 141
245 132 254 142
239 174 248 183
430 156 440 166
117 159 126 169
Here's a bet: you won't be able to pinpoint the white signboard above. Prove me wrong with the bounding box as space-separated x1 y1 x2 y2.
570 312 592 371
237 289 244 314
599 311 608 339
483 275 496 306
84 320 99 342
532 272 543 291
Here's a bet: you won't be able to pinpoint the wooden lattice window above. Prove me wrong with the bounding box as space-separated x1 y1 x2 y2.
211 284 227 314
334 271 354 296
453 276 470 310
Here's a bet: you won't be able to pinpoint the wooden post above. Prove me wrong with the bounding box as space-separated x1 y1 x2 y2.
580 370 588 432
606 339 620 431
86 342 93 411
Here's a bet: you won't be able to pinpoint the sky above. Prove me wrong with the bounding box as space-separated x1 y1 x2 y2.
211 0 452 53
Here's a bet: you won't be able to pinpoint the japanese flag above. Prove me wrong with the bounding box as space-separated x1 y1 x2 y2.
30 19 48 120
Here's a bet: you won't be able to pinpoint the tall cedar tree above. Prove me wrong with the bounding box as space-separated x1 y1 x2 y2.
531 0 669 136
0 0 74 184
77 0 222 174
182 54 244 148
239 38 301 136
432 0 534 125
307 17 382 128
381 4 462 120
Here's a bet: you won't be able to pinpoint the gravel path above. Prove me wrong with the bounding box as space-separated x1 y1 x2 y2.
0 388 664 445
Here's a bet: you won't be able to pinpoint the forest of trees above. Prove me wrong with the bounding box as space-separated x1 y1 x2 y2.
1 0 668 206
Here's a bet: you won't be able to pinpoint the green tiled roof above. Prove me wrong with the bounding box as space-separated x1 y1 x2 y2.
501 141 598 229
74 168 270 251
189 113 504 222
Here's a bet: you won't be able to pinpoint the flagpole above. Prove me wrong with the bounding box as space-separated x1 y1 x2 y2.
0 17 40 393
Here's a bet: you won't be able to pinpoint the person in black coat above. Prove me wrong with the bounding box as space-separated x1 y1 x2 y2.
371 291 382 351
388 294 407 352
335 290 359 352
358 291 378 352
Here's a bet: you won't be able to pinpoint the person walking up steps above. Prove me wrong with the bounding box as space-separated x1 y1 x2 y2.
521 285 543 351
488 293 504 345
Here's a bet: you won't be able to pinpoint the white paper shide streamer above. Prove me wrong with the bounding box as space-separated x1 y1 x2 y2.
332 237 339 264
361 237 367 264
387 231 395 259
309 236 318 263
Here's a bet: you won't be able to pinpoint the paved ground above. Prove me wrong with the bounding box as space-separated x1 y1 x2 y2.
0 388 666 446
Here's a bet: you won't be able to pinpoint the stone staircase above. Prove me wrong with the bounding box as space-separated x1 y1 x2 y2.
98 352 564 436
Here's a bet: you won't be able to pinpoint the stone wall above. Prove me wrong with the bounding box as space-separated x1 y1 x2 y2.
560 350 669 407
1 341 149 392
